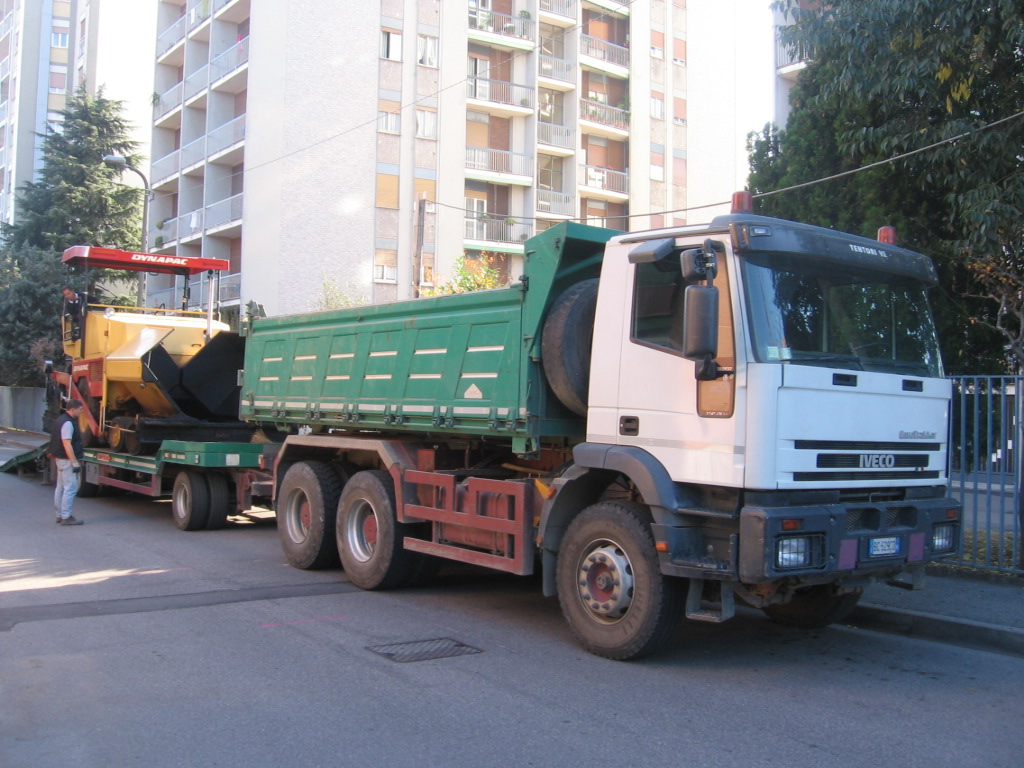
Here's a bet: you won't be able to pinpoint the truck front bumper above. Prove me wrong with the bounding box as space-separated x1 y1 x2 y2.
736 495 961 583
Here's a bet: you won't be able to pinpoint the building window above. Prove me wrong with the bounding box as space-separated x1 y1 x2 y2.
417 35 438 67
650 96 664 120
538 156 563 191
651 164 665 181
374 249 398 283
46 111 64 134
650 45 664 59
415 109 437 139
380 30 402 61
378 110 401 134
48 66 68 94
52 30 69 48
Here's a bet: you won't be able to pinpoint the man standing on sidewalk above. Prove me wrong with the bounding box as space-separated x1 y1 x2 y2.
51 399 85 525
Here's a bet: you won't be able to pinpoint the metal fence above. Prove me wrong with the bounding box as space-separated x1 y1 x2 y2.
949 376 1023 575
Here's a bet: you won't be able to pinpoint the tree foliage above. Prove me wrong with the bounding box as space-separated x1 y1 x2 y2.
3 87 141 254
0 87 141 386
423 253 507 296
753 0 1024 372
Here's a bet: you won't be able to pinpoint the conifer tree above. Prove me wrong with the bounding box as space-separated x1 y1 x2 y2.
0 87 141 386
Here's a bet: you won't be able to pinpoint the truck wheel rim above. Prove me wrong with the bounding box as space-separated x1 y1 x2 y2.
284 491 311 541
346 499 376 563
174 485 189 519
576 541 634 621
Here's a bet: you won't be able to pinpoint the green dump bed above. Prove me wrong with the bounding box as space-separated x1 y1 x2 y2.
239 222 616 453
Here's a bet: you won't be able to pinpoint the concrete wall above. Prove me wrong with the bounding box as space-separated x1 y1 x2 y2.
0 387 46 432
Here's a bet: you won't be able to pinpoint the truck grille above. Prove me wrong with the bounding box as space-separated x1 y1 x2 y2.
793 440 941 483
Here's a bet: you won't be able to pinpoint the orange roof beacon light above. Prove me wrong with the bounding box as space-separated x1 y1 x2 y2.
877 226 898 245
731 190 754 214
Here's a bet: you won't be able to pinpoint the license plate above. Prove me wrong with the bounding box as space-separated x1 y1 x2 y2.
869 536 900 557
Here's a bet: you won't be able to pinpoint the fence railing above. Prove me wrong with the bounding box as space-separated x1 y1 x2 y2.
949 375 1023 575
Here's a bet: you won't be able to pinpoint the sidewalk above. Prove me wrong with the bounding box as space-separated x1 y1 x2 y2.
851 568 1024 657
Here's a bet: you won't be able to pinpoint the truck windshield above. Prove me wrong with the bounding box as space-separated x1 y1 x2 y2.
740 253 943 377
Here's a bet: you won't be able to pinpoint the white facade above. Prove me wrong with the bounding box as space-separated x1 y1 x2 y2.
147 0 787 318
0 0 155 225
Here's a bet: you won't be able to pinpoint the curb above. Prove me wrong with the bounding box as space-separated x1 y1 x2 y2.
848 602 1024 658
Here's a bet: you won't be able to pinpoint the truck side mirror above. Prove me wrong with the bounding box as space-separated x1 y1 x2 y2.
682 284 719 379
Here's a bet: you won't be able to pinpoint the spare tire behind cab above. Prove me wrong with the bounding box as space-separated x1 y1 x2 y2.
541 279 599 417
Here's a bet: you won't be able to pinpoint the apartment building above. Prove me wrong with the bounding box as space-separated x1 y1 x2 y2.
0 0 155 226
0 0 74 224
148 0 779 317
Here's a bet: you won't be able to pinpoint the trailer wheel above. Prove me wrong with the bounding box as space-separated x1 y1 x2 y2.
277 461 342 569
204 473 232 530
77 474 101 498
172 470 211 531
556 502 683 660
542 279 599 416
762 586 862 629
336 470 418 590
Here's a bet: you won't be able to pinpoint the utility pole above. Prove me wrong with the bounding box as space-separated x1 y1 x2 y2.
412 194 427 299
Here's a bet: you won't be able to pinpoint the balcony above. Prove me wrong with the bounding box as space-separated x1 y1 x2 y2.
579 165 629 199
540 0 577 20
181 136 209 170
536 190 575 217
537 122 575 153
151 149 181 186
187 0 211 30
156 14 187 58
776 33 810 80
579 99 629 136
468 9 536 48
464 215 533 244
148 272 240 310
580 34 629 74
538 54 575 87
465 147 534 182
211 36 249 90
153 82 184 122
206 193 244 232
466 78 535 115
183 63 209 102
207 115 246 163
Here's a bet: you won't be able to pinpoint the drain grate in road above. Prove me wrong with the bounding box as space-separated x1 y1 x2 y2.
366 637 483 663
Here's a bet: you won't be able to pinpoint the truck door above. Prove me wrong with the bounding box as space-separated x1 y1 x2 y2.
609 236 742 486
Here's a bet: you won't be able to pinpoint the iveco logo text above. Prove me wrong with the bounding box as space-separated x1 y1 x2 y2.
899 430 936 440
860 454 896 468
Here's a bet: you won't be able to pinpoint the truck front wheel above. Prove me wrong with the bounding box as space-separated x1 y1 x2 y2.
336 470 416 590
556 502 683 660
277 461 342 569
762 586 862 629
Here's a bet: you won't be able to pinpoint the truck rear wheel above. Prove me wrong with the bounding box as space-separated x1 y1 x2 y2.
542 279 598 416
172 470 210 531
336 470 417 590
556 502 683 660
205 473 232 530
762 586 862 629
277 461 342 569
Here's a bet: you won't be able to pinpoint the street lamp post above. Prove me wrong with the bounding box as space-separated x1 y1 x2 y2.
103 154 153 307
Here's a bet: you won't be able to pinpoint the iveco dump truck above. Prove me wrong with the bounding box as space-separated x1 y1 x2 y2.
55 194 961 659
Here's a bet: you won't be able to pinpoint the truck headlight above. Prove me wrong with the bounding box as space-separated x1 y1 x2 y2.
931 523 957 553
775 535 824 570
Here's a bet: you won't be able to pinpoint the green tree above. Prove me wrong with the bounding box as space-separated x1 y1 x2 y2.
3 86 141 254
755 0 1024 372
0 87 141 386
424 253 506 296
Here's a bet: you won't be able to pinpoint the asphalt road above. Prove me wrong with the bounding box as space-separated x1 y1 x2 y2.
2 471 1022 768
